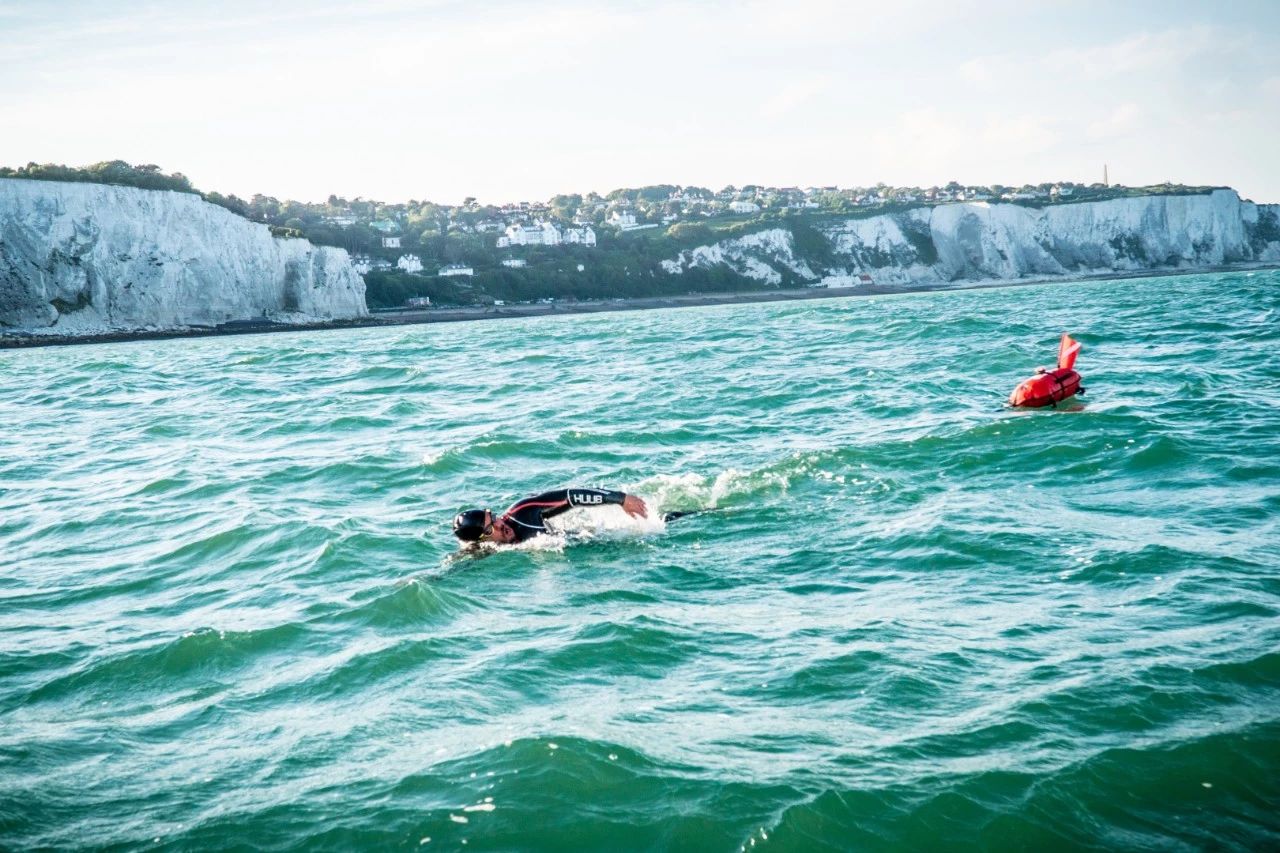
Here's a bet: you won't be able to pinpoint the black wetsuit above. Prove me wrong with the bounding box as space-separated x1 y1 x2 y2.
499 488 627 543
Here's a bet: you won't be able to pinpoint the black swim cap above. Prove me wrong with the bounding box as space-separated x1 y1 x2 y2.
453 509 489 542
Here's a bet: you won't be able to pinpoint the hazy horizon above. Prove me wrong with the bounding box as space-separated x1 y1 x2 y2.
2 0 1278 206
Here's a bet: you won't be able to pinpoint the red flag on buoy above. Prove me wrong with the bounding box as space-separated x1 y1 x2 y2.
1057 333 1081 371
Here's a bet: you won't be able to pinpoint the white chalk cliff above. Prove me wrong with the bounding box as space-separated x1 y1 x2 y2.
663 190 1280 286
0 179 367 336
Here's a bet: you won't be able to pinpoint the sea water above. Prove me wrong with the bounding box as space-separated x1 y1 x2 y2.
2 271 1278 850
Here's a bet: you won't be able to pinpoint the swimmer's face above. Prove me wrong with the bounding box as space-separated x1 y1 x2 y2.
481 511 517 544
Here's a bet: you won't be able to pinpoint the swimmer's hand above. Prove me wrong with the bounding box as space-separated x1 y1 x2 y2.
622 494 649 518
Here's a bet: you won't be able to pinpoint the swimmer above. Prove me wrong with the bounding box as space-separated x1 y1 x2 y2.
453 488 648 545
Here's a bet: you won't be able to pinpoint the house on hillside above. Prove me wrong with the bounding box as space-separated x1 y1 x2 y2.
382 236 401 249
440 264 474 277
729 201 760 214
608 210 638 229
396 254 423 273
562 226 596 246
498 222 561 247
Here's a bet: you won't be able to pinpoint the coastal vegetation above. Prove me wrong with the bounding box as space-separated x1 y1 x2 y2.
0 160 258 221
362 245 772 309
0 161 201 195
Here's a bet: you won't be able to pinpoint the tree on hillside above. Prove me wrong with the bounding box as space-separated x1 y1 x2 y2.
550 193 582 221
637 185 677 202
666 221 714 244
203 191 249 216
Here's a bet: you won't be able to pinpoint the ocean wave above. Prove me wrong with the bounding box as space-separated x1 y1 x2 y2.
15 623 313 710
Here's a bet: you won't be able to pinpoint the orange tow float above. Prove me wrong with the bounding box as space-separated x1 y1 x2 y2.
1009 333 1085 408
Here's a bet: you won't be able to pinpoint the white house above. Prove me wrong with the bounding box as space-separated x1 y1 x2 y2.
1050 185 1075 198
396 253 423 274
607 210 638 229
498 222 561 247
440 264 474 277
562 226 596 246
371 220 399 233
501 258 527 268
405 296 432 308
729 200 760 214
350 255 373 274
538 222 563 244
382 236 401 249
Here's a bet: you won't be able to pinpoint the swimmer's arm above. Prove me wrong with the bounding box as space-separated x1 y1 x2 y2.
503 490 574 520
519 488 648 519
568 488 648 519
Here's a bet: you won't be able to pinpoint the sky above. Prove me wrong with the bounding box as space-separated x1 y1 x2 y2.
2 0 1278 205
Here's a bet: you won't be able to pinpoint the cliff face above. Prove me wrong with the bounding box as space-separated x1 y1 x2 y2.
0 179 367 334
663 190 1280 286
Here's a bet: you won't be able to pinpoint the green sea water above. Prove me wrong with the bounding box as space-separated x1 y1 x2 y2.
3 271 1279 851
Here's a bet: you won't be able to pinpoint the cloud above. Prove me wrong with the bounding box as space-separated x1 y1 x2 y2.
873 109 1059 160
958 57 998 83
980 114 1059 153
757 76 832 120
1086 103 1142 141
1044 26 1218 79
4 2 1278 203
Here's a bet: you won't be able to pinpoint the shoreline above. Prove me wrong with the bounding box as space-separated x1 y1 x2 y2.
3 262 1276 351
